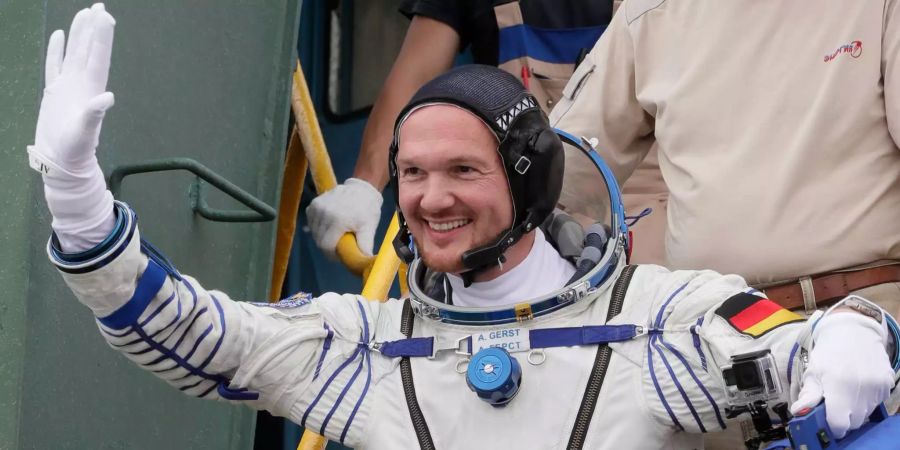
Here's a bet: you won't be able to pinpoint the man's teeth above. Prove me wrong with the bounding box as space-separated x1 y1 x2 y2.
428 219 471 231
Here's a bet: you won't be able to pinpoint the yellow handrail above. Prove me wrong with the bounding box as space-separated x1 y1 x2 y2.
296 214 402 450
270 126 307 300
291 60 375 277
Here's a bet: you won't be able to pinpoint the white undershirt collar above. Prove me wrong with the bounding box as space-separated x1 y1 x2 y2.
447 228 576 308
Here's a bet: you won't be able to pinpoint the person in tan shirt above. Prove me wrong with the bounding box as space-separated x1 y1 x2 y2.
552 0 900 311
551 1 900 445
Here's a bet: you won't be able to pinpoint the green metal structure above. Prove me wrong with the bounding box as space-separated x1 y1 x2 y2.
0 1 301 448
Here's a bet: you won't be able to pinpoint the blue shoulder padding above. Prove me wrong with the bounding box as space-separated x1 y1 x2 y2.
98 258 168 330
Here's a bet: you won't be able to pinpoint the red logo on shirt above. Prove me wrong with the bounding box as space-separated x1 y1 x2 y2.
824 40 862 62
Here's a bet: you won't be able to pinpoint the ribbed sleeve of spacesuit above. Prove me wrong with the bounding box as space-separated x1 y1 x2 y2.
284 296 404 448
47 202 394 434
624 266 810 434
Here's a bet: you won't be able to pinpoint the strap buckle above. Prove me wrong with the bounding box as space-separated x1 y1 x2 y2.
425 335 472 359
799 276 817 315
454 335 472 356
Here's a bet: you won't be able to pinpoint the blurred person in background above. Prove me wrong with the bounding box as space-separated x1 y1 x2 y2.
308 0 669 266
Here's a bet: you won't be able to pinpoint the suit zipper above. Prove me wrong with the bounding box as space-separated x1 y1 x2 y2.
400 299 436 450
567 265 637 449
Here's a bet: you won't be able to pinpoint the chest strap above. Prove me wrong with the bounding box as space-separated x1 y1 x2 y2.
376 324 650 358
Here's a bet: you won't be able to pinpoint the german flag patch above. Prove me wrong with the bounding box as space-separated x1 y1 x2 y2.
715 292 804 337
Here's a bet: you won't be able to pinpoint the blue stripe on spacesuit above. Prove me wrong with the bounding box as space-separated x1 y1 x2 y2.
164 308 209 355
98 259 168 330
342 351 372 444
657 338 726 430
648 283 691 430
216 382 260 401
648 343 683 431
126 344 158 356
199 382 218 398
142 314 212 367
651 340 707 432
151 362 180 374
129 290 253 401
324 301 373 438
321 300 373 438
118 304 200 355
140 238 183 281
98 260 253 401
102 327 136 339
341 300 373 440
131 325 219 381
691 317 708 371
314 324 334 380
141 353 177 367
786 342 800 385
653 282 690 329
197 294 227 372
149 281 200 342
181 324 214 362
303 344 363 428
179 377 205 391
139 290 177 326
649 281 727 431
321 349 366 435
657 287 725 431
304 300 372 434
109 336 142 347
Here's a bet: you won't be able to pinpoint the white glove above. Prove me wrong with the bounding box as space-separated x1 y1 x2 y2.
30 3 117 253
791 311 895 438
306 178 383 259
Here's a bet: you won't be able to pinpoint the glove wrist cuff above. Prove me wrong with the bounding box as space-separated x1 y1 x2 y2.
816 296 890 342
346 177 383 201
28 145 100 181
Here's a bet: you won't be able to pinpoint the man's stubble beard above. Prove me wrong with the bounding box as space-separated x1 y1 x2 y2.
417 229 502 275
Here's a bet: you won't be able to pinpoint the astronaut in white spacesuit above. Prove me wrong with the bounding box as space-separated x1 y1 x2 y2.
30 5 900 449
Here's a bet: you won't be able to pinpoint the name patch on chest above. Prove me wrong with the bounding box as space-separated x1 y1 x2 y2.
472 328 530 353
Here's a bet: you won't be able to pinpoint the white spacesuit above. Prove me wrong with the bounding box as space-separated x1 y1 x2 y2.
51 199 900 449
33 5 900 450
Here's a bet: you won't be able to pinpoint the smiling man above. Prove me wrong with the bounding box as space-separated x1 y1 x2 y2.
394 101 576 306
30 5 900 449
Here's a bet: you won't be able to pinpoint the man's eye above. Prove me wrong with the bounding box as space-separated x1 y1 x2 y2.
402 167 420 177
455 166 474 174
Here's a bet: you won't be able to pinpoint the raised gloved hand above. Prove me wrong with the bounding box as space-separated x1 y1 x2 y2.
306 178 383 259
791 309 895 438
30 3 117 252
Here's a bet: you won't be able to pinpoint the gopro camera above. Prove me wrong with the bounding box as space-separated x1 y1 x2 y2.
721 349 782 406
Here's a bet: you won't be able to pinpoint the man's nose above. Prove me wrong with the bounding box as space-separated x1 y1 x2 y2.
419 178 455 212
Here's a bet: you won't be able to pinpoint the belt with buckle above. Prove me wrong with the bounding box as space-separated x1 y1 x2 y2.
759 265 900 314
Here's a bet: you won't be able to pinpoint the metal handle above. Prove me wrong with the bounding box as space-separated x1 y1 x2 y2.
108 157 276 223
